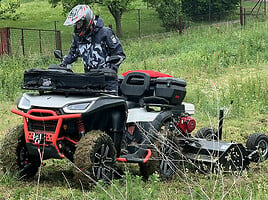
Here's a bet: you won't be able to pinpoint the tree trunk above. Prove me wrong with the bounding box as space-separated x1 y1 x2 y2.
107 5 123 37
114 12 122 37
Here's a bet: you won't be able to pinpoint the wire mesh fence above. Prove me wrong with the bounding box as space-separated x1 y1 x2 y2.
0 27 61 57
112 6 266 39
0 4 267 57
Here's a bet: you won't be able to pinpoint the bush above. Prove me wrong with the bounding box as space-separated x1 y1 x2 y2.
181 0 240 21
146 0 182 31
0 0 20 20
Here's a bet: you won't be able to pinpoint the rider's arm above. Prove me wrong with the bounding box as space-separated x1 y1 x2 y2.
105 29 126 72
62 35 80 66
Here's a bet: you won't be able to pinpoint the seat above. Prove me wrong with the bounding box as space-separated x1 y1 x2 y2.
120 72 150 108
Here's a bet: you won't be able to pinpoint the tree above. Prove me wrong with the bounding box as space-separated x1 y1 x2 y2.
49 0 135 37
145 0 182 31
0 0 20 19
181 0 241 21
146 0 241 30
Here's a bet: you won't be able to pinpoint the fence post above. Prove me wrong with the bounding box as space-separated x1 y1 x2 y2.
6 27 12 56
265 0 267 15
0 27 11 56
55 31 62 51
240 6 243 27
138 9 141 38
208 0 211 22
54 21 62 51
179 16 182 35
39 30 42 54
21 29 25 56
244 8 246 28
54 21 58 50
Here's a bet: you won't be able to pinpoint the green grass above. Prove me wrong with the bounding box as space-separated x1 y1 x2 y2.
0 1 268 199
0 161 267 199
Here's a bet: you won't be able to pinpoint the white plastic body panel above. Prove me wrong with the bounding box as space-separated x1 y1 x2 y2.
127 108 159 123
18 93 98 109
182 102 195 115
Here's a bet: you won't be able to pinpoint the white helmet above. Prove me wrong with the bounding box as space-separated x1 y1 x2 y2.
64 5 95 37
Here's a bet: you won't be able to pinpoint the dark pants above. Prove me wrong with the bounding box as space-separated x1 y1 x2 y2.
105 78 118 95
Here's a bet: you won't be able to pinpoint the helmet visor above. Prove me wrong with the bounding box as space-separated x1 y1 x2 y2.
64 6 85 26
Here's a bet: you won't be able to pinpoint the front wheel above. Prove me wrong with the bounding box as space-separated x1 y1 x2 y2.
0 125 40 179
246 133 268 161
73 130 116 186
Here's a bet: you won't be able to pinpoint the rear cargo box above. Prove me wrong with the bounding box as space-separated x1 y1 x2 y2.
120 70 174 97
155 78 186 105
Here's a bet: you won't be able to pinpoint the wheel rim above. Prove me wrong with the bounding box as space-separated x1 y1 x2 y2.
159 140 178 177
258 139 268 159
92 144 113 181
158 122 179 178
18 145 30 171
206 134 218 140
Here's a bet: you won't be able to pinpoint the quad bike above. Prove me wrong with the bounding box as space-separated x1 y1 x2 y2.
0 52 267 186
0 51 195 184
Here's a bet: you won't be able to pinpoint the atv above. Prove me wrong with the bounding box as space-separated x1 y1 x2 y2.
0 52 267 186
0 52 195 185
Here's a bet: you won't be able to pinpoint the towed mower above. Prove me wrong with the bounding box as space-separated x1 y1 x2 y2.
0 60 267 186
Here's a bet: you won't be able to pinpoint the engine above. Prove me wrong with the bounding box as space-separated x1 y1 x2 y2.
177 116 196 134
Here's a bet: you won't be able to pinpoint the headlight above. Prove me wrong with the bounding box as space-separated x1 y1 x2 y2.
63 101 94 113
18 96 31 110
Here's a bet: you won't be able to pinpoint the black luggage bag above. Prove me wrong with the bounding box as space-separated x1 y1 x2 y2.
23 68 117 93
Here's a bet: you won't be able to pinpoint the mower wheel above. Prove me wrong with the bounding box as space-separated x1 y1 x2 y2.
195 127 218 140
246 133 268 161
73 130 116 186
0 125 40 179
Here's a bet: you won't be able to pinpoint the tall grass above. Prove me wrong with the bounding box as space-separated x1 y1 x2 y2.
0 55 55 102
0 160 267 199
0 2 267 199
1 18 267 117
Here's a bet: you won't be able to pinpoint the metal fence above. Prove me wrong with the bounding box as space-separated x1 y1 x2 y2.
112 5 266 39
0 27 61 57
0 2 266 57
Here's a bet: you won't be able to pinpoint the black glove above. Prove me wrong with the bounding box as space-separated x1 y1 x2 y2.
111 64 118 73
59 62 67 68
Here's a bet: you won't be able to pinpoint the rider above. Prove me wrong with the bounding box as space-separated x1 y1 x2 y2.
61 5 126 94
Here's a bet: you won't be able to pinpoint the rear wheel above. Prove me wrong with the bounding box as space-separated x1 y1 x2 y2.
158 136 180 179
246 133 268 161
73 130 116 186
0 125 40 179
139 121 180 180
139 147 160 180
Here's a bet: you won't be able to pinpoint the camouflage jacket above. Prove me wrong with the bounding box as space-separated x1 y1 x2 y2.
63 16 125 72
